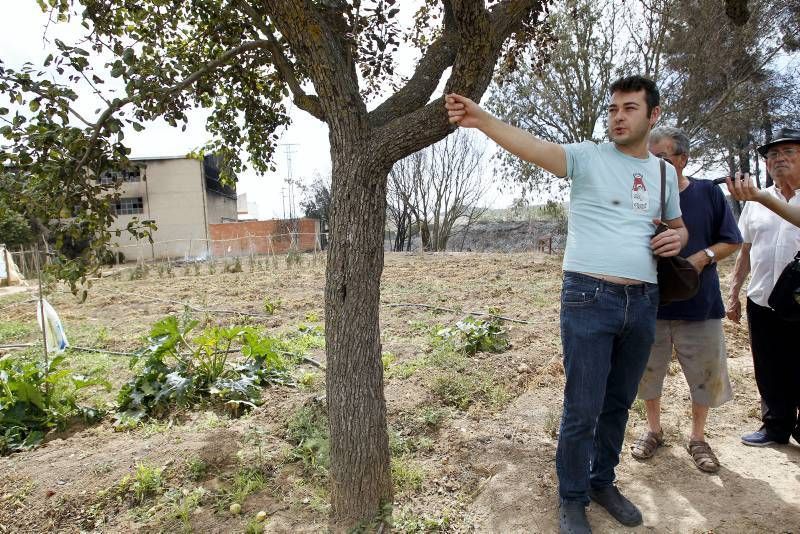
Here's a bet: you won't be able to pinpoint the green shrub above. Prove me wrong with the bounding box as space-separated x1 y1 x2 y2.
436 316 509 355
0 354 109 455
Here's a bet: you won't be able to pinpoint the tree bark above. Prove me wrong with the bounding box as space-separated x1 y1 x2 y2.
325 145 393 532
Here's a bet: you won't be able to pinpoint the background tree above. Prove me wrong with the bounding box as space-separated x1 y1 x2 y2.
0 1 553 529
387 151 422 252
300 172 331 220
658 0 800 183
388 130 488 251
486 0 628 197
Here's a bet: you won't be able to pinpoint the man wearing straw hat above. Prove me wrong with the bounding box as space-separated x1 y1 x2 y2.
727 127 800 447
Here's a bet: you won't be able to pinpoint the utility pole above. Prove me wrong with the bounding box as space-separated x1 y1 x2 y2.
278 143 300 235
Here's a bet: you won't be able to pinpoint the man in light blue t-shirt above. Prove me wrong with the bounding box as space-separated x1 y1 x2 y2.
446 75 686 534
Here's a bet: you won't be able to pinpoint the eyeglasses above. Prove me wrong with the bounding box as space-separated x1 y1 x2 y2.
654 152 684 163
766 147 799 160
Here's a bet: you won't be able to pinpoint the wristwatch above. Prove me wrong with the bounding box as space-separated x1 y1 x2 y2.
703 248 716 264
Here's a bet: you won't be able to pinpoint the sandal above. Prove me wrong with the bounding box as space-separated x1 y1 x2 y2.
688 440 720 473
630 429 664 460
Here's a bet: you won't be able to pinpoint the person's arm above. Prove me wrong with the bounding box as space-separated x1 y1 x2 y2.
445 93 567 177
726 242 752 324
685 242 741 273
650 216 688 257
726 173 800 227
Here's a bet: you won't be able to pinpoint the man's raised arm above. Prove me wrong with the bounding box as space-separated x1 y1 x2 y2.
445 93 567 177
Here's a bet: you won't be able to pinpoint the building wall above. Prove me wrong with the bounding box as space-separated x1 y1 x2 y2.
209 218 320 256
205 192 237 224
111 158 210 260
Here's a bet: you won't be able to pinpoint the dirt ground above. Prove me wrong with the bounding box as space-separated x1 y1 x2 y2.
0 252 798 533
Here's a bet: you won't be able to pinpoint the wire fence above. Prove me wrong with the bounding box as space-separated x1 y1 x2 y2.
111 231 326 264
3 220 566 285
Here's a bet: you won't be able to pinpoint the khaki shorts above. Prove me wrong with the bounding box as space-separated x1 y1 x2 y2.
637 319 733 407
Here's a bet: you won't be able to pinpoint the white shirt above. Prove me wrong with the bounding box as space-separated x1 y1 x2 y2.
738 186 800 307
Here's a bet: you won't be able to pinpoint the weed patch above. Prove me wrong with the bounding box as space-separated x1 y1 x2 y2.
391 457 424 494
431 371 509 411
0 320 34 343
285 401 329 478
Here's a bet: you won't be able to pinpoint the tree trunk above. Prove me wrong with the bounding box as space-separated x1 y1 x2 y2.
325 147 393 532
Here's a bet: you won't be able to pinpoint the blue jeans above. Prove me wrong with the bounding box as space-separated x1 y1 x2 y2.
556 271 659 504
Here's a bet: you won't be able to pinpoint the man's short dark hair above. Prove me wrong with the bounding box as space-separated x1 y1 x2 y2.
609 75 660 116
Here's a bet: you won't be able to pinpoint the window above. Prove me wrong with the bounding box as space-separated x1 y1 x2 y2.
113 197 144 215
98 167 142 184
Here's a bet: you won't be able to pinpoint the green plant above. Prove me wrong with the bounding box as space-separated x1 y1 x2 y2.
262 296 281 315
286 402 329 478
416 406 447 430
129 263 148 281
381 352 396 370
118 463 164 504
297 371 319 390
245 518 266 534
436 316 510 355
431 371 509 411
0 320 34 343
632 399 647 420
186 457 208 481
286 247 302 266
225 258 243 273
392 508 452 532
164 486 206 532
0 354 109 455
115 311 294 425
543 408 560 439
391 457 424 493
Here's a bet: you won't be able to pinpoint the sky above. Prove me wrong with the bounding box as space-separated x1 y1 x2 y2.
1 2 520 220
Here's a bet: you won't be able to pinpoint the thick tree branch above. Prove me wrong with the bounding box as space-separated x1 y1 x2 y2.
235 0 325 121
373 0 544 163
368 2 460 129
262 0 366 129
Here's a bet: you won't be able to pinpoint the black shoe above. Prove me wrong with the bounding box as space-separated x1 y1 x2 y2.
741 427 789 447
559 501 592 534
589 485 643 527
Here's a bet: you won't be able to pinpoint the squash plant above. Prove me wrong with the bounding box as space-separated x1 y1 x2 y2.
116 312 296 425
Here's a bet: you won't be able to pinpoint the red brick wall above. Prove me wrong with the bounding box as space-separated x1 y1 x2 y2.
208 218 320 256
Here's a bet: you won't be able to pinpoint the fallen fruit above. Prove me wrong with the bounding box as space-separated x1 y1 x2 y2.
256 510 267 522
229 503 241 515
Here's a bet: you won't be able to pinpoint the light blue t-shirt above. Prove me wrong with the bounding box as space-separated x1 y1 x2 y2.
561 141 681 283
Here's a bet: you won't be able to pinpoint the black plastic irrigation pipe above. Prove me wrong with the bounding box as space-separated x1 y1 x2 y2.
0 343 324 370
382 303 534 324
137 294 275 319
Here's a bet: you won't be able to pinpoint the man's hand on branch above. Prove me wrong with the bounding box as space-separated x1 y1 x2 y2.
445 93 489 129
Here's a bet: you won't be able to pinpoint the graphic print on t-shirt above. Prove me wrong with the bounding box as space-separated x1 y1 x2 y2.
631 173 649 212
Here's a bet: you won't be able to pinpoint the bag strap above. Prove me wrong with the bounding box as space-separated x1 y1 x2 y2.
659 158 666 221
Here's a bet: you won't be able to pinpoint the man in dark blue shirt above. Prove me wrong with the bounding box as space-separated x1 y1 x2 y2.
631 127 742 473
